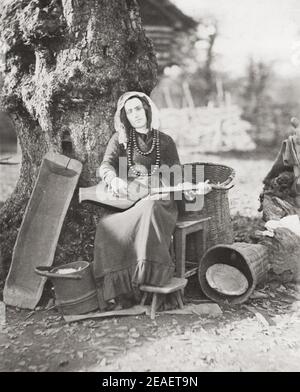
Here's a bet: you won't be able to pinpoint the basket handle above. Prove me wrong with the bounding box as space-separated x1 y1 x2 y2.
210 173 235 190
211 182 235 191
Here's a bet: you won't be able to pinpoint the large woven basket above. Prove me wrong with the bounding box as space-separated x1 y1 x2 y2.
178 162 235 249
198 242 269 304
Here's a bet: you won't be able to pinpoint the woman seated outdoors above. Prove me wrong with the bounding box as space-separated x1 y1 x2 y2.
93 91 210 310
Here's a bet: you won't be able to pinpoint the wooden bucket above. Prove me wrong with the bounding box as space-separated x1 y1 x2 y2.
35 261 99 315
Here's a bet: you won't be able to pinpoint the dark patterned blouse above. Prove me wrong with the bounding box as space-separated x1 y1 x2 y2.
99 129 181 185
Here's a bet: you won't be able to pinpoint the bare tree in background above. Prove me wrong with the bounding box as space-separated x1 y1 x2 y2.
202 19 218 102
243 59 271 113
0 0 157 276
186 17 219 106
242 58 278 146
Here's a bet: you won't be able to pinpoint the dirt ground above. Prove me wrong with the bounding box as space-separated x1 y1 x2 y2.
1 281 300 372
1 150 300 372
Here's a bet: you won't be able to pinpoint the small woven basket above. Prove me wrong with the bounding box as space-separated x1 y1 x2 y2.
178 162 235 249
198 242 269 304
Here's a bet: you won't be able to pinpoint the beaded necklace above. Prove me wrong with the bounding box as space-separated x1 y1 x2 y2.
128 128 160 177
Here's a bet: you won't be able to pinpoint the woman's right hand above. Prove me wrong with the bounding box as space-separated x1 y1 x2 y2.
109 177 128 197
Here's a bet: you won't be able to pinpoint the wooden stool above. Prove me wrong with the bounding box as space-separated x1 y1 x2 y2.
173 217 211 279
140 277 187 319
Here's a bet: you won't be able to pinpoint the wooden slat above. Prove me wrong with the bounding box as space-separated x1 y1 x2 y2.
184 261 198 278
145 31 174 38
147 37 173 45
3 153 83 309
148 43 174 51
156 52 171 60
145 25 174 33
184 267 198 278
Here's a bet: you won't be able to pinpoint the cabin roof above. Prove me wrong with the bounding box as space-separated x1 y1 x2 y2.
139 0 197 31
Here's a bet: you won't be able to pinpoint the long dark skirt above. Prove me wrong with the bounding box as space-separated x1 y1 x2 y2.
93 196 178 302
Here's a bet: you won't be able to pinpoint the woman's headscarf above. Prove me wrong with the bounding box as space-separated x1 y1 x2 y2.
114 91 160 149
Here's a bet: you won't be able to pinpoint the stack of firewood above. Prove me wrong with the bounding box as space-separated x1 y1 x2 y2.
159 105 256 153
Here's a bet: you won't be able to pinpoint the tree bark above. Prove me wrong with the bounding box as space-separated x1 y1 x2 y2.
0 0 157 277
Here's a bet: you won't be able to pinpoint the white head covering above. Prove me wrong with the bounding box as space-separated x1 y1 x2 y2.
114 91 160 149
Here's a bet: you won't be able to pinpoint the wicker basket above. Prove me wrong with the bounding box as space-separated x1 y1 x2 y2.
178 162 235 249
198 242 269 304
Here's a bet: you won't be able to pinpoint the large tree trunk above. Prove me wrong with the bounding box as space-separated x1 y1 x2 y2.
0 0 157 278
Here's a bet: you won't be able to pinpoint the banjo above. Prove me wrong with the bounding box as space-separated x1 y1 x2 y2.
79 179 232 210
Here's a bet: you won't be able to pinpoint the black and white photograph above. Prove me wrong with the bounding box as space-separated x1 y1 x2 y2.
0 0 300 374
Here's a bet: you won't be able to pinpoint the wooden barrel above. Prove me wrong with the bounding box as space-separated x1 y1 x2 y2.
198 242 269 304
